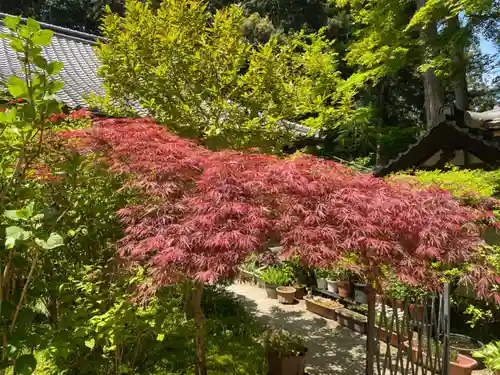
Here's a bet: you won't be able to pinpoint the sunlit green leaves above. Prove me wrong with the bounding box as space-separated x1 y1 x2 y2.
32 30 54 46
85 338 96 350
5 226 32 248
3 16 20 32
35 233 64 250
26 18 41 33
47 61 64 76
7 76 28 98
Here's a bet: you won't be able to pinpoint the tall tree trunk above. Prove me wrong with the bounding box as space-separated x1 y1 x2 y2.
190 282 207 375
448 16 469 111
416 0 445 129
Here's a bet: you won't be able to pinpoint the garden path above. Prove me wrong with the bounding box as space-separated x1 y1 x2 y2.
228 282 492 375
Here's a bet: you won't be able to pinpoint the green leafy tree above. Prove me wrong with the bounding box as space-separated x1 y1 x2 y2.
95 0 356 152
0 16 66 374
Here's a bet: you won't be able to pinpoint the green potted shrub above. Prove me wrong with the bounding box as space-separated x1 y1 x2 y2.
326 269 340 293
473 341 500 375
315 268 329 290
336 268 353 298
260 267 292 299
353 274 368 304
263 328 308 375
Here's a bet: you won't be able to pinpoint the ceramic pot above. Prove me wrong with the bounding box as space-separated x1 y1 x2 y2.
316 278 327 290
276 286 296 304
265 284 278 299
326 279 339 293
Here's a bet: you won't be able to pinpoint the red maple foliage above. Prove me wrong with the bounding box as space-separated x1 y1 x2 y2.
60 117 500 300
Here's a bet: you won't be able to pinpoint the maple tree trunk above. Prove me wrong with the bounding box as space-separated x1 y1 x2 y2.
448 16 469 111
190 282 207 375
416 0 445 129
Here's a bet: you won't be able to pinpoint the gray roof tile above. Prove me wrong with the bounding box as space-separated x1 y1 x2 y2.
0 20 105 108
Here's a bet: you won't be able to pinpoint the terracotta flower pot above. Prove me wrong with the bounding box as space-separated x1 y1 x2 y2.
326 279 339 293
265 284 278 299
392 299 405 311
409 303 424 321
267 349 308 375
337 281 351 298
277 286 296 304
449 355 478 375
316 278 327 290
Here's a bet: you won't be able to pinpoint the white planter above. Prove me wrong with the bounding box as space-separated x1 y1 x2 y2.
326 279 339 293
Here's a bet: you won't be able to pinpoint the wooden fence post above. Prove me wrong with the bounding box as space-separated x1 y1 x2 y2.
366 286 376 375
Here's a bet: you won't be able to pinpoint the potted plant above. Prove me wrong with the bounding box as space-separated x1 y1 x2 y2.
304 295 343 320
315 268 328 290
353 274 368 304
405 338 478 375
385 278 410 311
277 286 297 304
293 283 306 299
473 341 500 375
450 333 484 358
263 328 308 375
336 268 352 298
326 269 340 293
260 267 292 299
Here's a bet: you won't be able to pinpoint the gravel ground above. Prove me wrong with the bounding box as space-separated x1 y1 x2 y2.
228 282 492 375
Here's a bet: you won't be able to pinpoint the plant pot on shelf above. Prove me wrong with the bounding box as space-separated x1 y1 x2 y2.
404 342 478 375
337 281 351 298
277 286 296 304
391 299 405 311
326 279 339 293
267 349 308 375
409 303 424 321
316 277 327 290
304 296 342 320
354 283 368 304
294 285 306 299
377 326 407 348
265 284 278 299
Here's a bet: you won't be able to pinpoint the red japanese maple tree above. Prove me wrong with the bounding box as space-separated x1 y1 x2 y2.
62 117 499 375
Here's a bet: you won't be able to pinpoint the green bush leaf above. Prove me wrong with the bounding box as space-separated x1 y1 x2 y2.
4 16 20 32
46 61 64 75
32 30 54 46
5 226 32 248
7 76 28 98
85 338 96 350
33 55 48 69
26 18 40 33
8 39 24 53
48 81 64 94
35 233 64 250
157 333 165 342
14 354 37 375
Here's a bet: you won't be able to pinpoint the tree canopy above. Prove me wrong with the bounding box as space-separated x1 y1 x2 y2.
63 117 500 302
